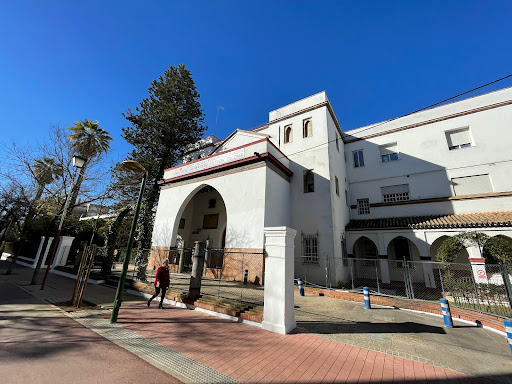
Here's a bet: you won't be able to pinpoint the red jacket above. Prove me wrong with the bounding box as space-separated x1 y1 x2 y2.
154 266 170 288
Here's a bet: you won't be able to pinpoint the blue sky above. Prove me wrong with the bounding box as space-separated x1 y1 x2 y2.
1 1 511 165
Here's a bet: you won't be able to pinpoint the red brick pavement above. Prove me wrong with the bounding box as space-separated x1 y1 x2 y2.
108 303 492 383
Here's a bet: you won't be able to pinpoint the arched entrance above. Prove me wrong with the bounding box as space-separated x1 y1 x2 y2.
483 235 512 264
387 236 422 283
174 185 227 273
351 236 380 289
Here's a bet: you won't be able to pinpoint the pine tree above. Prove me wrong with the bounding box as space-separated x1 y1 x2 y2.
122 64 206 279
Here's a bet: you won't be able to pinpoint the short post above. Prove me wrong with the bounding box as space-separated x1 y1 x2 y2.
188 241 205 301
363 287 371 309
440 298 453 327
298 278 305 296
504 319 512 357
244 269 248 285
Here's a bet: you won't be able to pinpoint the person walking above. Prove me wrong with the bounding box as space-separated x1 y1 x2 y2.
147 258 170 309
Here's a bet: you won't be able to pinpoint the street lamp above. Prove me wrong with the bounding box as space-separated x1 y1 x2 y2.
41 155 87 290
110 160 147 323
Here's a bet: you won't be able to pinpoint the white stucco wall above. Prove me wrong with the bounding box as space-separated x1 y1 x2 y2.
345 87 512 219
153 165 268 250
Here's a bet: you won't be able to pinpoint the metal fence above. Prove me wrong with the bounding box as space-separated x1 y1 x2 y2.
134 246 265 307
301 256 512 318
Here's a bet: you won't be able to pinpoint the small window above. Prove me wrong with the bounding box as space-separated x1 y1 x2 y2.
451 174 493 196
357 198 370 215
208 198 216 208
335 133 339 152
353 150 364 167
380 143 399 163
381 184 409 203
303 118 313 138
345 190 349 206
304 170 315 193
302 233 319 264
335 176 339 196
446 127 472 150
284 125 293 143
203 214 219 229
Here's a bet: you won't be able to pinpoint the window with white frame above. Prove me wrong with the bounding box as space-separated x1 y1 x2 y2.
446 127 472 150
379 142 399 162
353 150 364 167
303 118 313 138
335 132 339 151
284 125 293 143
381 184 410 202
451 174 493 196
357 198 370 215
335 176 339 196
302 232 319 263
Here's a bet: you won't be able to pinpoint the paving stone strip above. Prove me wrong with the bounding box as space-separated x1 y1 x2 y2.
70 310 240 384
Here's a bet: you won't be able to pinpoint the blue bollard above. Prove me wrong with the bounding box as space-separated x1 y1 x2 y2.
243 269 248 285
504 319 512 357
440 298 453 327
363 287 371 309
298 278 305 296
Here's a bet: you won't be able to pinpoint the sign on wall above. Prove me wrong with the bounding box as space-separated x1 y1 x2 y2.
174 148 245 177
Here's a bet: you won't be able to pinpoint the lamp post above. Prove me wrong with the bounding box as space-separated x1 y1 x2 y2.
110 160 147 323
41 155 87 290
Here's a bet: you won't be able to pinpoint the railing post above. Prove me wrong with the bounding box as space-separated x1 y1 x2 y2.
178 247 185 273
203 239 209 277
363 286 371 309
501 263 512 315
440 298 453 327
504 319 512 357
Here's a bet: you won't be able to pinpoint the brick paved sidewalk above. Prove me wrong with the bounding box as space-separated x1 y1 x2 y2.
108 302 499 383
3 261 510 383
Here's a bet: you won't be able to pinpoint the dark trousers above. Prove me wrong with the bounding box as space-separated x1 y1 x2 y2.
149 286 167 306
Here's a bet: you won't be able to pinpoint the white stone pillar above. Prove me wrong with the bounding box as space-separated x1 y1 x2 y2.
33 236 46 268
467 246 488 283
41 237 54 267
420 256 436 288
379 256 390 284
262 226 297 335
52 236 75 268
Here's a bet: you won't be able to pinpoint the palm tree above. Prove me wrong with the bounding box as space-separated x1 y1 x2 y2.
67 119 112 214
32 157 62 203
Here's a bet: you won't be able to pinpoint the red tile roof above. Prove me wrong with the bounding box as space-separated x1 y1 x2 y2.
346 211 512 230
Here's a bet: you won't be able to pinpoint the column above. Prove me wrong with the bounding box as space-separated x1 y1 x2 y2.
262 226 297 335
378 255 390 284
32 236 46 268
41 237 54 267
467 245 488 283
420 256 436 288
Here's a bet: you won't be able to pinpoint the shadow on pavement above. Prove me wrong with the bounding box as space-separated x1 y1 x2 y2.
296 320 447 334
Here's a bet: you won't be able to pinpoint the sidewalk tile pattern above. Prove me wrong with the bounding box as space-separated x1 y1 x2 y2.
110 303 486 383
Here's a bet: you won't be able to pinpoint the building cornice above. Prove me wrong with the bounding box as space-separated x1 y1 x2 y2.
160 151 292 186
344 99 512 143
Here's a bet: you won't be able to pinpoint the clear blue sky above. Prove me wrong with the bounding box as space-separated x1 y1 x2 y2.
1 1 511 164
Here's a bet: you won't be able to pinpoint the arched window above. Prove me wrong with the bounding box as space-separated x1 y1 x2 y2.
303 118 312 138
303 170 314 193
284 125 293 143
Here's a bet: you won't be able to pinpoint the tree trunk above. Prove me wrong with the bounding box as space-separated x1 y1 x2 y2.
66 161 88 216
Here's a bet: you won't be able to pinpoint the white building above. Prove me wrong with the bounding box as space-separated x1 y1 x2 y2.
150 87 512 287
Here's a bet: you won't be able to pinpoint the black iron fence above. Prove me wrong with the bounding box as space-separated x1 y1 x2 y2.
301 256 512 318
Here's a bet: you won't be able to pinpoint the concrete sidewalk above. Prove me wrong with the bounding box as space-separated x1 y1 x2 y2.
2 261 512 383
